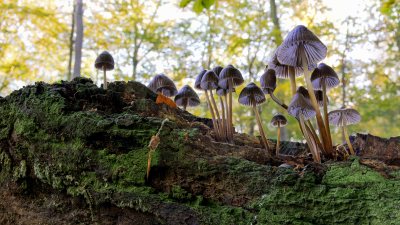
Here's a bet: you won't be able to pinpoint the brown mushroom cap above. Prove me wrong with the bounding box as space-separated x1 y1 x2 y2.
218 65 244 89
95 51 114 71
277 25 327 70
194 70 207 90
174 85 200 107
260 68 277 94
328 108 361 127
287 89 316 120
238 82 266 106
311 63 340 90
200 70 219 90
314 90 327 107
268 48 303 79
147 74 177 97
270 114 288 127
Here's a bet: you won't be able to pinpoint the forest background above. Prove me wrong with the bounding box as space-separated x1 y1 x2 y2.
0 0 399 141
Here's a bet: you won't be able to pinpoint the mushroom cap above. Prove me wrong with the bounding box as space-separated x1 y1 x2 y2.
95 51 114 71
297 86 311 100
216 87 235 96
174 85 200 107
218 65 244 89
147 74 177 97
328 108 361 127
277 25 327 70
260 68 277 94
200 70 219 90
238 82 266 106
314 90 327 107
270 114 288 127
287 90 316 120
212 66 224 76
311 63 340 90
194 70 207 90
268 48 303 79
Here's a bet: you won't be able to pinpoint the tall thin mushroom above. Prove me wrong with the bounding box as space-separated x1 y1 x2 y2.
277 25 332 156
174 85 200 111
270 114 288 156
238 82 270 153
328 108 361 155
95 51 114 90
219 65 244 142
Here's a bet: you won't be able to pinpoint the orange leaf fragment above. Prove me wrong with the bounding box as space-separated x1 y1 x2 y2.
156 94 177 108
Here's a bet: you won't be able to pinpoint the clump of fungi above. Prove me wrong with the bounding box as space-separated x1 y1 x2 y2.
95 51 114 89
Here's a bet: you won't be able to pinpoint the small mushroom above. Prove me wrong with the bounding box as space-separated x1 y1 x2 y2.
277 25 332 155
95 51 114 90
219 65 244 142
238 82 270 153
270 114 288 156
147 74 178 97
314 90 327 107
260 68 288 109
174 85 200 111
328 108 361 155
311 63 339 142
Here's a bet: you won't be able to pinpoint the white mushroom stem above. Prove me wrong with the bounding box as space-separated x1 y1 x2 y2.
299 114 321 163
253 103 270 153
224 95 231 141
204 90 221 140
210 89 224 139
103 66 107 90
219 96 227 140
342 125 355 155
322 82 332 143
228 78 234 142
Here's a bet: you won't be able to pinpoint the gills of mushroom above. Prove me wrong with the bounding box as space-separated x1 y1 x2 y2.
328 108 361 155
311 63 340 147
238 82 270 153
277 25 332 156
270 114 288 156
94 51 114 90
219 65 244 143
260 68 288 110
174 85 200 111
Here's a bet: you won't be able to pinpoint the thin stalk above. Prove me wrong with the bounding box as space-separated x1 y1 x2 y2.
228 79 234 142
269 91 288 110
299 114 321 163
306 120 324 152
183 98 188 111
342 125 355 155
322 82 332 144
210 89 224 139
289 66 297 95
224 95 231 141
301 53 332 156
219 96 227 140
253 103 270 153
205 90 221 140
276 124 281 156
103 66 107 89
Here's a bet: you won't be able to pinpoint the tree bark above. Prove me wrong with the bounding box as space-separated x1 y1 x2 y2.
72 0 83 78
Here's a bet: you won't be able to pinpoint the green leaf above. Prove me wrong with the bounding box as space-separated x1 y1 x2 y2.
179 0 192 8
193 0 203 14
202 0 215 9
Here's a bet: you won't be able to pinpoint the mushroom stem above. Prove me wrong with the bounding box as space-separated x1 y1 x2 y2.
301 53 332 156
103 66 107 89
269 91 288 110
276 124 281 156
306 120 324 151
322 82 332 144
228 78 234 142
204 90 221 140
224 94 231 142
342 125 355 155
253 103 270 153
219 96 227 140
210 90 224 139
183 98 187 111
299 114 321 163
289 67 297 95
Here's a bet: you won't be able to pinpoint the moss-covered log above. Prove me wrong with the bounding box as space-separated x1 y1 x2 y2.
0 78 399 225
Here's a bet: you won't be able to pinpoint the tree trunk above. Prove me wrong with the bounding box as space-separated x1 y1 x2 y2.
72 0 83 78
67 3 76 81
269 0 282 45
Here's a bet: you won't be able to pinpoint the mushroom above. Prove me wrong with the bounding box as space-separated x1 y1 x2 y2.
260 68 288 109
328 108 361 155
270 114 288 156
174 85 200 111
277 25 332 155
95 51 114 90
201 70 224 139
219 65 244 142
287 88 321 162
268 48 303 95
238 82 270 153
147 74 178 97
311 63 339 142
195 70 220 140
314 90 328 107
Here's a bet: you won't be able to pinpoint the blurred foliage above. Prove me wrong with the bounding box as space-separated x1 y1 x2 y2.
0 0 399 140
